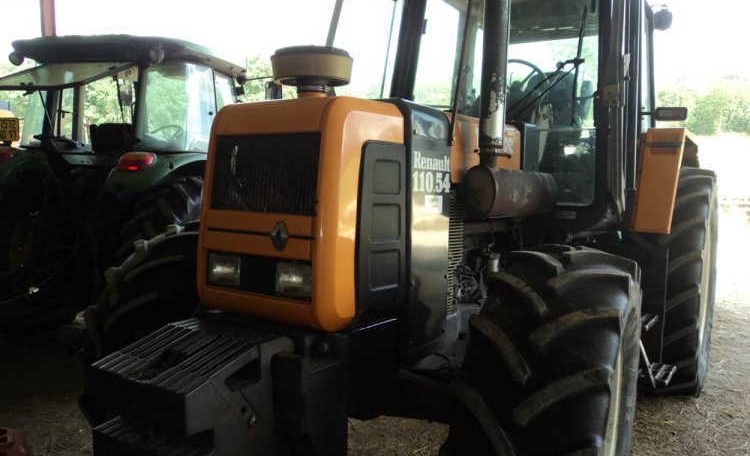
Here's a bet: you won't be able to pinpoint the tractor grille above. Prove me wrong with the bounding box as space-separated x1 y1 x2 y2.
211 133 320 216
446 190 464 314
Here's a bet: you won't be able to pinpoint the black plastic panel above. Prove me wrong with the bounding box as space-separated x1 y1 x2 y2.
355 142 407 326
211 133 320 215
386 99 452 351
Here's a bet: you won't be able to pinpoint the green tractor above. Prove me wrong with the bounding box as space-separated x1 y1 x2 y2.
0 35 246 331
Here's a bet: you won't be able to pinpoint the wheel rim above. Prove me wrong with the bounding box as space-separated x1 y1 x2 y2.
603 342 624 456
697 215 714 349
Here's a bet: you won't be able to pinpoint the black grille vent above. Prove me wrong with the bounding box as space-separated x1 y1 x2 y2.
446 189 464 314
211 133 320 215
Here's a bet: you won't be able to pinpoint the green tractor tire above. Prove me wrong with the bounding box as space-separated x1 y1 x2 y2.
83 223 200 360
115 175 203 259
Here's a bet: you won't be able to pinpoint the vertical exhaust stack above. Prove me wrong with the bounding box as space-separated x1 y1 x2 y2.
478 0 512 166
465 0 557 218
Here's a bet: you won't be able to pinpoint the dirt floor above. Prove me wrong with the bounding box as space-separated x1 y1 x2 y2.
0 135 748 455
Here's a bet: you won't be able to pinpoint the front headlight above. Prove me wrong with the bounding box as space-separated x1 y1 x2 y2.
275 262 312 299
208 253 241 286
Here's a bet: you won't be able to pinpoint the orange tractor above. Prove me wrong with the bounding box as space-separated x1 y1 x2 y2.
83 1 716 454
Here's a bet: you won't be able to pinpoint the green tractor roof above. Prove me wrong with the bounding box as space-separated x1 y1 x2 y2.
10 35 246 79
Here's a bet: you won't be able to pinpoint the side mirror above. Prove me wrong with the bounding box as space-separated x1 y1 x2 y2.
653 7 673 31
653 107 688 122
8 51 24 66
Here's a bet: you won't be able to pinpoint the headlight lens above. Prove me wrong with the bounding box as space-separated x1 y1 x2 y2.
208 253 241 286
275 262 312 299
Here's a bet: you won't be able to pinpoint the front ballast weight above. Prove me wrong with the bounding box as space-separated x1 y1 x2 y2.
85 318 349 456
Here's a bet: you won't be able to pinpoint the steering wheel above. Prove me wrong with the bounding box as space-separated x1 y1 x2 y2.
508 59 547 92
150 124 185 141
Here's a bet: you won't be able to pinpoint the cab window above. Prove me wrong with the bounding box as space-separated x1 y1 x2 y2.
136 62 216 153
215 73 236 110
333 0 403 98
508 0 599 205
412 0 600 206
57 88 75 139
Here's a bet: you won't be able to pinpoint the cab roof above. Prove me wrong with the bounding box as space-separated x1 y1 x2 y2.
11 35 246 79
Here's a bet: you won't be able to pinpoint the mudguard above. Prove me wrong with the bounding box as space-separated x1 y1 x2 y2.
631 128 692 234
104 152 205 199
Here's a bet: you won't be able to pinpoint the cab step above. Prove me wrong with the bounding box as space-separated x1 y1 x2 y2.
638 340 678 389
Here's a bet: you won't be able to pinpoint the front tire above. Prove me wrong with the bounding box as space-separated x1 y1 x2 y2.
443 246 642 455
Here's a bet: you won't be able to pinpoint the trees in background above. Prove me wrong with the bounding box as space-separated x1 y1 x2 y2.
4 58 750 138
658 76 750 136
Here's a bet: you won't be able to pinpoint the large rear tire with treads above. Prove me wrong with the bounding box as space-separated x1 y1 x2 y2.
443 246 642 455
83 224 200 360
649 167 718 396
115 176 203 259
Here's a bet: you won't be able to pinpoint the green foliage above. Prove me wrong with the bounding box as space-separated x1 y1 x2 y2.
658 77 750 136
0 62 33 121
243 55 274 101
83 77 123 127
143 70 189 132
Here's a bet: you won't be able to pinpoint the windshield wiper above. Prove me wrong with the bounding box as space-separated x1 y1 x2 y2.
570 5 589 126
36 90 54 135
509 4 590 123
114 74 127 123
508 57 584 119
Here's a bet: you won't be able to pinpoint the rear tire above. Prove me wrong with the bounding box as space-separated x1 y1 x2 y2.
83 224 200 360
650 167 718 396
115 176 203 259
443 246 642 455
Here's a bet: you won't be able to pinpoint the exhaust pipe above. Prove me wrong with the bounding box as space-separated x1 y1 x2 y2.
465 0 558 218
478 0 512 164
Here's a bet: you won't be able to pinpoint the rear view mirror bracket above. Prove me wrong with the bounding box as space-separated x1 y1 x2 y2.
644 106 689 122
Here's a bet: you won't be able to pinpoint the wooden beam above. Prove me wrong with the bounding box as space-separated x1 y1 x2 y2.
40 0 56 37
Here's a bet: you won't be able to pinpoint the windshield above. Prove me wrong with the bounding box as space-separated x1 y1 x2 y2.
332 0 403 98
0 62 131 90
508 0 599 206
411 0 600 205
135 62 217 153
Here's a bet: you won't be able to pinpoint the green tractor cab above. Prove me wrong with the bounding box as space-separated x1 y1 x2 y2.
0 35 245 331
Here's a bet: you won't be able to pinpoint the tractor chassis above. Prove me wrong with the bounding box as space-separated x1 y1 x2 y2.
82 308 478 456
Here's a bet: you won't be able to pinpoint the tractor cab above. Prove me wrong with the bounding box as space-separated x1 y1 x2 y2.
0 35 245 182
0 36 246 331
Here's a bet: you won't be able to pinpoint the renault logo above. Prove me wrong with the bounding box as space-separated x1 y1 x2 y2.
271 221 289 251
